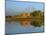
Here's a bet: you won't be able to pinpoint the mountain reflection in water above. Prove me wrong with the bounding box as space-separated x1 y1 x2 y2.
5 21 44 34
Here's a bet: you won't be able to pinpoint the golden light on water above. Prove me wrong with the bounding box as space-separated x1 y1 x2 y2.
20 20 31 27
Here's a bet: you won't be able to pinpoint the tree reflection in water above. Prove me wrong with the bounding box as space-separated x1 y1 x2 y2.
20 20 31 27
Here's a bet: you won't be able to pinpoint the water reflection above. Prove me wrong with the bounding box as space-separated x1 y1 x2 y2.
5 18 44 34
5 21 44 34
6 19 43 27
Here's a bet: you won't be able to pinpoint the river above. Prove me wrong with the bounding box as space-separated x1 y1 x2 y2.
5 21 44 34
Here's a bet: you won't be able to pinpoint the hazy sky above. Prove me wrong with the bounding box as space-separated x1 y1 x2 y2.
5 0 44 16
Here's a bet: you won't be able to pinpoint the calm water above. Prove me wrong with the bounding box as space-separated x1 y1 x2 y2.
5 21 44 34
